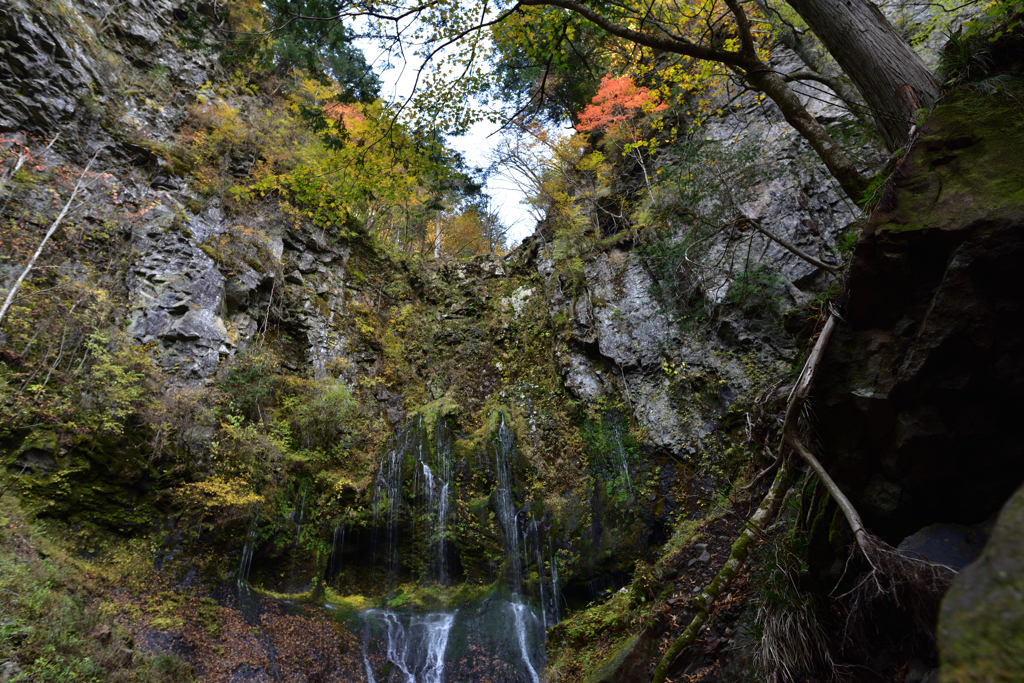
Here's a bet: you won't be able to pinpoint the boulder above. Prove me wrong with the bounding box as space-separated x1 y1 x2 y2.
815 87 1024 541
939 480 1024 680
583 629 656 683
897 523 988 571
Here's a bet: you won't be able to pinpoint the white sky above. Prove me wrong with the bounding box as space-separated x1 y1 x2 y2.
356 39 538 247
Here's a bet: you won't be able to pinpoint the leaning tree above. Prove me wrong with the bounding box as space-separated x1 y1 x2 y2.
785 0 941 151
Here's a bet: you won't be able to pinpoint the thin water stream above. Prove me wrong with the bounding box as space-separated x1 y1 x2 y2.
361 610 456 683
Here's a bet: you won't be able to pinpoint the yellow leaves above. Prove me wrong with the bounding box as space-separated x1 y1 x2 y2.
176 477 264 509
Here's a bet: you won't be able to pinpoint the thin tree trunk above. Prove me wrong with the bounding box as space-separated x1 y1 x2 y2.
651 462 795 683
782 314 873 553
434 210 442 259
746 217 839 275
786 0 940 151
0 155 96 329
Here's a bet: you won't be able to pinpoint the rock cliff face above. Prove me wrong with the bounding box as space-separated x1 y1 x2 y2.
816 89 1024 542
0 0 844 524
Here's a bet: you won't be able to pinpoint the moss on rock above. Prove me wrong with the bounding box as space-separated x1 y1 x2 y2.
939 481 1024 681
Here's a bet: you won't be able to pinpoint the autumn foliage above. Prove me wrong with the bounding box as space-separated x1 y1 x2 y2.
575 75 666 138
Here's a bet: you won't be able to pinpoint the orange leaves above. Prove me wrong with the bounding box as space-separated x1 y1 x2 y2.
323 102 365 129
575 74 667 138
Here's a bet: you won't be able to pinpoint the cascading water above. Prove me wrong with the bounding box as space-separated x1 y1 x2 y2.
237 505 260 623
372 417 422 579
529 519 548 631
289 482 308 592
525 517 563 632
371 414 454 586
494 414 522 589
430 418 453 585
361 610 456 683
237 505 260 590
509 598 542 683
612 423 634 499
493 416 549 680
327 523 344 583
414 417 453 585
549 538 562 625
358 414 547 683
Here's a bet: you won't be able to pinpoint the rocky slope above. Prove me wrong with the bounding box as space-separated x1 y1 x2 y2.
1 0 1023 682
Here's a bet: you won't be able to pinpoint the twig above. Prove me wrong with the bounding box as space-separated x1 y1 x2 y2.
0 134 59 196
0 464 29 499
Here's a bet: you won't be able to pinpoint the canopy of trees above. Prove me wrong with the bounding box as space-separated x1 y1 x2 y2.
265 0 956 200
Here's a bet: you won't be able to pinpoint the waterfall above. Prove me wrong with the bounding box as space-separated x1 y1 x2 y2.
612 423 634 499
294 481 308 538
549 538 562 625
357 414 549 682
494 414 522 589
327 523 344 583
236 506 261 623
370 415 455 586
361 610 456 683
372 417 421 578
237 505 260 589
510 598 541 683
290 482 308 592
429 417 453 585
527 517 547 631
416 416 452 585
420 613 455 683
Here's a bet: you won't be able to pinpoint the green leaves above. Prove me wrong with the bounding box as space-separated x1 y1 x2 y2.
962 0 1024 42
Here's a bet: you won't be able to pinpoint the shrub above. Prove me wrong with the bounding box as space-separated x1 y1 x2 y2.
0 517 194 682
725 265 787 316
285 379 357 454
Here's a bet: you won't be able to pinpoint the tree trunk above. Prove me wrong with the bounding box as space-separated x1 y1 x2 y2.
747 67 870 200
434 210 442 259
786 0 940 151
754 0 874 127
0 155 95 329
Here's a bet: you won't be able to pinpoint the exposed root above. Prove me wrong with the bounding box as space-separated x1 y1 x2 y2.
838 530 956 646
783 314 955 647
652 311 955 682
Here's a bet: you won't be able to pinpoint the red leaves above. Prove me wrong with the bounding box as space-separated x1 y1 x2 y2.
575 75 666 137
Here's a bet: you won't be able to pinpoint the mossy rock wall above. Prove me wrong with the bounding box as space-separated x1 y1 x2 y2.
939 479 1024 680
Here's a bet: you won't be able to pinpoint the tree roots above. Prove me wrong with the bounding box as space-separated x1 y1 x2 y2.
649 311 955 682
